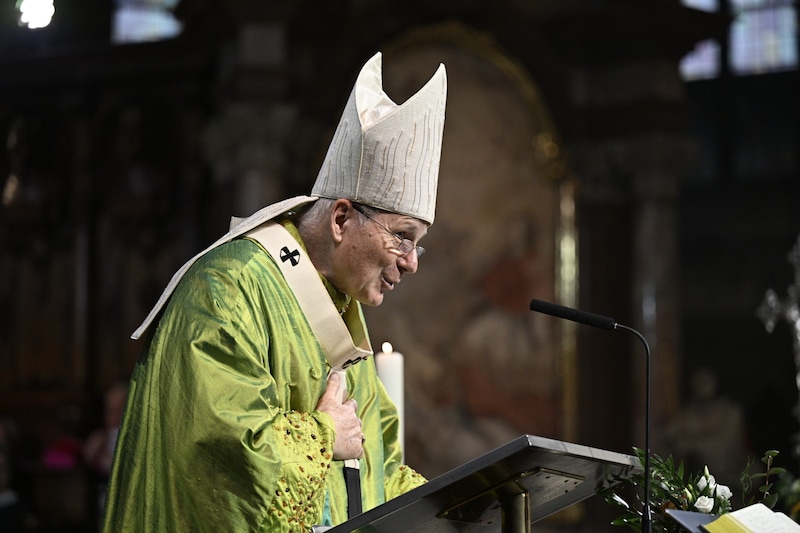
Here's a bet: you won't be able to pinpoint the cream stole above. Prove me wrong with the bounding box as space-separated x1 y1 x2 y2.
243 222 373 371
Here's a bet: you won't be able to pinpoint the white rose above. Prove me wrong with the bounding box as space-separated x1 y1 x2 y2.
698 474 716 493
695 495 715 513
715 484 733 500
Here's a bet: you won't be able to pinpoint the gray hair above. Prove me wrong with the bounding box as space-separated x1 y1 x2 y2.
296 198 335 228
296 198 373 229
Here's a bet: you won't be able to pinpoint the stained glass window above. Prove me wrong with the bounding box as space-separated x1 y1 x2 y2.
681 0 797 79
730 3 797 74
681 39 722 79
112 0 183 44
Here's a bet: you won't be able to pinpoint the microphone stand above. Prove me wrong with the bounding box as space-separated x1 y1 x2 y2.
528 299 652 533
614 324 652 533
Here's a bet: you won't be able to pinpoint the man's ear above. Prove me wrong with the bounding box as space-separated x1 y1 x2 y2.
330 199 353 244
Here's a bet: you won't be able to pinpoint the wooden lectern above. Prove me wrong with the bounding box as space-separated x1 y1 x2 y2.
327 434 642 533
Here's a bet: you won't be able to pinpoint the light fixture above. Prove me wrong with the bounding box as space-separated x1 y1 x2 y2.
16 0 55 30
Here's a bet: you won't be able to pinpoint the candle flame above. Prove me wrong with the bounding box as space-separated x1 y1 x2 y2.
381 342 393 353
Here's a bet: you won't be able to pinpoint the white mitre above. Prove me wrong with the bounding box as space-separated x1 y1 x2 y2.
131 53 446 340
312 52 447 224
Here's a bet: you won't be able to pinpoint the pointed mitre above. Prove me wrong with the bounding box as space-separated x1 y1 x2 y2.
312 52 447 224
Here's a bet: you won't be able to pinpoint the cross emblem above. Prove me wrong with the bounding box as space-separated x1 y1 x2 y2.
280 246 301 266
341 355 370 369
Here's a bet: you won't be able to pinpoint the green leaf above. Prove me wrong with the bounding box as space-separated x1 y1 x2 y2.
763 493 779 509
610 493 631 510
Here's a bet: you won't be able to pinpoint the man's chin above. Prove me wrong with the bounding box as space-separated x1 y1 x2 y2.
357 293 384 307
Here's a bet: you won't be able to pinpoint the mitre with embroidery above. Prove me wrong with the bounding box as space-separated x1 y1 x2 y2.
312 52 447 224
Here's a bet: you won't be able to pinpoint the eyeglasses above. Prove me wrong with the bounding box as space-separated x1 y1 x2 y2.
351 203 426 258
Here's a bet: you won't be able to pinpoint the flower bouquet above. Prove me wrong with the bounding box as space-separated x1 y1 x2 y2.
602 448 787 532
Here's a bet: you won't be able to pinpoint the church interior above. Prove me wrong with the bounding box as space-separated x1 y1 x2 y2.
1 0 799 531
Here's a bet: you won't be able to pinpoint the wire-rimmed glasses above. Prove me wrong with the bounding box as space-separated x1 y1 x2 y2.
351 203 426 258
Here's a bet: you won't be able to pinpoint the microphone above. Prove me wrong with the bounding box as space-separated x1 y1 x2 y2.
530 299 653 533
529 299 616 330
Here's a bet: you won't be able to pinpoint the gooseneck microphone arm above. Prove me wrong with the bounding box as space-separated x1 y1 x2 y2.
613 323 653 533
529 299 652 533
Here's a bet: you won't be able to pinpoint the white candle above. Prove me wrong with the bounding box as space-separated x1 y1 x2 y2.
375 342 404 453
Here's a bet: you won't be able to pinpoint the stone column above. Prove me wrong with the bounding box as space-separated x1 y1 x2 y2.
567 57 693 451
629 135 690 450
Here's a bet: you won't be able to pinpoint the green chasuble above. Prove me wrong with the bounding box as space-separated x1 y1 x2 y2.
102 219 426 532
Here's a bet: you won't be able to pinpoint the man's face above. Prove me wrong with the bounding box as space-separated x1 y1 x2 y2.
329 201 428 306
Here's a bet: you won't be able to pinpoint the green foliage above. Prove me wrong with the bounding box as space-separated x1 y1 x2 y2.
602 448 787 532
739 449 785 509
775 472 800 521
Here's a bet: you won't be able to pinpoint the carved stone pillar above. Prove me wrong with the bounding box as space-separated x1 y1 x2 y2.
567 56 694 453
629 135 692 450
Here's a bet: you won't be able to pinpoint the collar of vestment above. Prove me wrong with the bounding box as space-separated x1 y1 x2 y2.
130 195 373 371
244 218 372 371
275 216 351 316
131 195 319 340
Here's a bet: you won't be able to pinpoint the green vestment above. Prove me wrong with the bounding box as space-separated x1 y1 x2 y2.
102 219 426 532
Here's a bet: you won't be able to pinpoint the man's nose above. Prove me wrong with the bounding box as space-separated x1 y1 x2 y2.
397 249 419 274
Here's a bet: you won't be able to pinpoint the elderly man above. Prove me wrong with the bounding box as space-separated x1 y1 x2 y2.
102 52 447 532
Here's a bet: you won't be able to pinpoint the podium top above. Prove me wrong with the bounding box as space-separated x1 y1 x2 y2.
328 434 642 532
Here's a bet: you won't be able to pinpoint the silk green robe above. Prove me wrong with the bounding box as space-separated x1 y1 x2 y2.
102 219 426 532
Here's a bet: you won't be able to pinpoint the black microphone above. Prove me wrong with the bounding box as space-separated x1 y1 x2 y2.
530 299 653 533
529 299 616 330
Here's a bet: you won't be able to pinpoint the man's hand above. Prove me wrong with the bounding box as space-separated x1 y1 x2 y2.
316 371 364 460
